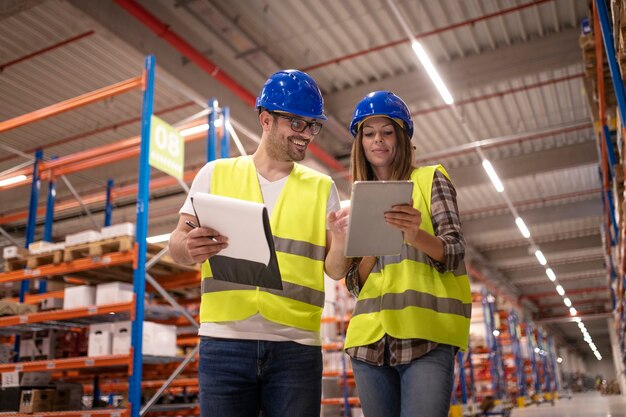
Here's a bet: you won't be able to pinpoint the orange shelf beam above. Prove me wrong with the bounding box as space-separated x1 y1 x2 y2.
0 76 143 134
0 250 135 284
0 354 131 373
0 128 208 190
0 300 134 328
321 397 360 406
4 289 65 304
83 377 198 393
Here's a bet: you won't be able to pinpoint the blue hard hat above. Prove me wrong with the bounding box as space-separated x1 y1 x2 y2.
256 69 327 120
349 91 413 139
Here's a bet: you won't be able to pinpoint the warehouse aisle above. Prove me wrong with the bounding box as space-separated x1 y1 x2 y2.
511 392 626 417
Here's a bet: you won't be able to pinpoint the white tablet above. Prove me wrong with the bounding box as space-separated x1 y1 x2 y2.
345 180 414 257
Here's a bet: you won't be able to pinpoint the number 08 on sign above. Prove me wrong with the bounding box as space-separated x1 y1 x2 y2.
149 115 185 180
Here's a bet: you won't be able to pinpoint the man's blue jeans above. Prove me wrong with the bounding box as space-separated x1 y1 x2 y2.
198 336 322 417
351 343 456 417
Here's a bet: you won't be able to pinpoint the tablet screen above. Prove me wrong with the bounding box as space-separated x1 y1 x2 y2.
345 180 414 257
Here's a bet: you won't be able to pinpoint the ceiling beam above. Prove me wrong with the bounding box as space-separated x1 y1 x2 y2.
482 234 602 261
463 198 601 235
507 260 605 281
327 28 581 120
522 286 608 300
449 140 597 188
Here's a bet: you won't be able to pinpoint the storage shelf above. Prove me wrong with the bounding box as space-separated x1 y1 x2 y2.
0 355 132 373
0 302 184 335
0 252 135 284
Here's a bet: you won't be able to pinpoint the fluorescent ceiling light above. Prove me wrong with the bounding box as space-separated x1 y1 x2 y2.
563 297 572 307
545 268 556 281
574 317 581 323
556 357 563 363
411 41 454 105
534 250 547 265
556 285 565 296
0 174 27 187
482 160 504 192
493 330 500 337
146 233 171 243
569 307 577 316
515 217 531 238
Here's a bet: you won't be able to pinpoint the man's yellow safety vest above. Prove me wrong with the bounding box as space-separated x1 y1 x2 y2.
345 165 471 350
199 156 332 332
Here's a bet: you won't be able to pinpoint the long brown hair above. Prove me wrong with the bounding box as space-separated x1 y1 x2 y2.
350 120 415 181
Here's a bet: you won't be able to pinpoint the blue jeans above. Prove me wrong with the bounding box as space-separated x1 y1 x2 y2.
198 336 322 417
351 343 456 417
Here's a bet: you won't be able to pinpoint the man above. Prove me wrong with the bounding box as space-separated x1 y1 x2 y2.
169 69 350 417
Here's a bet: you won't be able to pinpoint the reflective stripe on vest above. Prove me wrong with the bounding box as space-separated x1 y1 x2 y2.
344 165 471 350
199 156 331 332
202 278 325 308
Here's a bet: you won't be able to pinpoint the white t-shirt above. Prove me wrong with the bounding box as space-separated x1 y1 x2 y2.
179 160 341 346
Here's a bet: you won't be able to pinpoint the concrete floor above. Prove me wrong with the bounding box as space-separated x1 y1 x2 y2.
511 392 626 417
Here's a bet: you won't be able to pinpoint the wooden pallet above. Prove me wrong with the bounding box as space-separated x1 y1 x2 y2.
3 251 65 271
3 257 26 271
63 236 134 262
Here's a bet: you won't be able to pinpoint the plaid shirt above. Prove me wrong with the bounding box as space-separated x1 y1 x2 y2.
345 170 465 366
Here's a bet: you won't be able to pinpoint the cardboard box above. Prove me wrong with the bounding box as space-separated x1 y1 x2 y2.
1 371 19 388
19 336 53 361
20 372 52 387
88 323 113 357
2 245 27 259
111 321 132 355
96 282 134 306
53 382 83 411
27 241 57 254
0 387 21 412
40 297 64 311
112 321 177 357
101 222 135 239
64 230 101 246
63 286 96 309
19 389 55 413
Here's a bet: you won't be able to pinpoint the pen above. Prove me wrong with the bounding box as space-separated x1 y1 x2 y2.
185 220 218 243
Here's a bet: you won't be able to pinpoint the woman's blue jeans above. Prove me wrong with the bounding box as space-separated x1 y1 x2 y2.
198 336 322 417
351 343 456 417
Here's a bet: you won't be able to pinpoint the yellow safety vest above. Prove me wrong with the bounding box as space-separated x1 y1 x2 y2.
199 156 332 332
344 165 471 350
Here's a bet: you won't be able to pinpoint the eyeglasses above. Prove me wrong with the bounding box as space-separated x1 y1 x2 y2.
272 112 323 135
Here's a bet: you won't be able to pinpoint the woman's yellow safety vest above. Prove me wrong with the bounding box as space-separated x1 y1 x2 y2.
344 165 471 350
199 156 332 332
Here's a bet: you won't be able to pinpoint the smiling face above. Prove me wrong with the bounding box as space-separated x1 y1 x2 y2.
265 112 315 162
360 116 399 179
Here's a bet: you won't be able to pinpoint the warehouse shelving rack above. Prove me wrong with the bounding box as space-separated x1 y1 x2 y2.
0 55 208 417
482 289 506 402
591 0 626 392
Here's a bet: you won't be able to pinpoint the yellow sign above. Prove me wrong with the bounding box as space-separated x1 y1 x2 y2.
149 115 184 179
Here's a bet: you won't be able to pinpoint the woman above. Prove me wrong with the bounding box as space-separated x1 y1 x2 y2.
344 91 471 417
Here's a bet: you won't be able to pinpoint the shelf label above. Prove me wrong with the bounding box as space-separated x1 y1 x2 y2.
14 364 23 372
32 269 40 276
46 361 55 369
88 306 97 315
19 315 28 324
112 413 121 417
85 358 95 366
102 256 111 264
149 115 184 180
